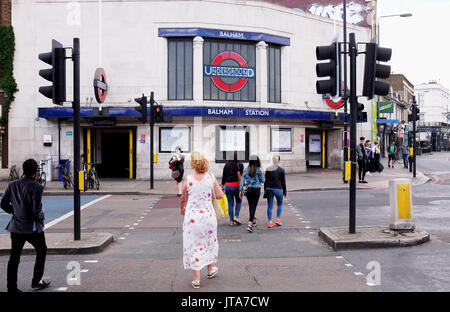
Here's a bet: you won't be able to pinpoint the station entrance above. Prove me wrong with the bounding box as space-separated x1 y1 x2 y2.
83 128 136 179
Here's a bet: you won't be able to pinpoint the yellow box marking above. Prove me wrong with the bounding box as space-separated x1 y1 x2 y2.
397 184 411 219
79 171 85 191
345 161 351 181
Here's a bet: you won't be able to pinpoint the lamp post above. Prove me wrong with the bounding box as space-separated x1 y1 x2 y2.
376 12 412 157
377 13 413 44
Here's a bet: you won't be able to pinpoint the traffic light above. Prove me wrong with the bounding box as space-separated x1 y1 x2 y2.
357 102 367 121
362 43 392 99
153 104 163 123
414 106 420 121
315 42 340 97
38 39 66 104
134 94 147 123
408 105 420 122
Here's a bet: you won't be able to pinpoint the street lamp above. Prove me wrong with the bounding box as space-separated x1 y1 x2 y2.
377 13 413 44
376 12 412 156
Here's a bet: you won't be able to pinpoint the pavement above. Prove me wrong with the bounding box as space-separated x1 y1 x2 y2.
0 158 430 196
319 226 430 251
0 157 432 257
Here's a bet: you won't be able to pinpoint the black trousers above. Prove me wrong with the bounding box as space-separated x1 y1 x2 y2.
357 158 366 181
245 188 261 223
7 232 47 290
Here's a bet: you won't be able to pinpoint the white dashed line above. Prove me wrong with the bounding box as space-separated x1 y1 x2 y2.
336 256 344 259
84 260 98 263
56 287 68 291
354 272 364 276
345 263 353 267
81 269 89 273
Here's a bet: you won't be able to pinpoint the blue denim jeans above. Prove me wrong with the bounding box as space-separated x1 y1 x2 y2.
402 153 409 168
266 187 284 221
224 186 242 222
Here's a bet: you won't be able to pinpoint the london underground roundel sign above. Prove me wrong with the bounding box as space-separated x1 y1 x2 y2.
93 68 108 103
325 96 345 109
204 51 255 92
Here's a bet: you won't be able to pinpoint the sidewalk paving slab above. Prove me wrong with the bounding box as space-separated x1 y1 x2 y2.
319 226 430 251
0 163 431 196
0 232 114 256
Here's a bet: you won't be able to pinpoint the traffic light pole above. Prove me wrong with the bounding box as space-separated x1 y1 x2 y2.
412 97 417 178
149 91 154 189
342 0 349 184
349 33 357 234
72 38 81 241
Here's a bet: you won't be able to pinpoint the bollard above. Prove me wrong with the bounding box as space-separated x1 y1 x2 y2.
389 178 414 232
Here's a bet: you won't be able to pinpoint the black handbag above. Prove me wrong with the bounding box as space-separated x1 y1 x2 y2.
263 189 273 199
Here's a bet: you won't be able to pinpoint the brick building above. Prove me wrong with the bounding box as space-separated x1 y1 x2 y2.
377 73 415 156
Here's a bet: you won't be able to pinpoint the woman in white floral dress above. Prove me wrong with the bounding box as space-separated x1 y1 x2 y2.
180 151 224 289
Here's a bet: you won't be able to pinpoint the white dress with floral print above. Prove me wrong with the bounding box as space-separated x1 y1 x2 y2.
183 174 218 270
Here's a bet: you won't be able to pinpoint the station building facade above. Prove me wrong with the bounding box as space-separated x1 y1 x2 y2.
9 0 373 180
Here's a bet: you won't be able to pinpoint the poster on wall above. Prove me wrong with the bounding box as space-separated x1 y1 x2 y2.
159 127 190 153
271 128 292 152
220 128 246 151
309 134 322 153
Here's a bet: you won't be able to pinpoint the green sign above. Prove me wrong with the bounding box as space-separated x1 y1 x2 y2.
371 99 378 142
379 101 394 114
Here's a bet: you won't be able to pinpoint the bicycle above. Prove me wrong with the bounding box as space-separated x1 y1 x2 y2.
83 162 100 190
37 161 46 189
8 165 20 181
57 161 73 190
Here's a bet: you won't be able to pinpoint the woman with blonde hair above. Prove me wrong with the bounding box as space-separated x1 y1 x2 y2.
180 151 224 289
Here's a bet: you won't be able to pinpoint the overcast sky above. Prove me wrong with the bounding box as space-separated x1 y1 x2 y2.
377 0 450 90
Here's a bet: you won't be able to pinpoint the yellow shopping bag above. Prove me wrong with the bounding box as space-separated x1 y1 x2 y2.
217 195 228 218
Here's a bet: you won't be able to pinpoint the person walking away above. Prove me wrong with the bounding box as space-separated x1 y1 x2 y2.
373 142 383 174
365 140 374 174
264 155 286 228
387 141 397 168
1 159 50 292
180 151 224 289
221 151 244 226
401 142 409 169
356 137 368 183
239 155 265 233
169 146 185 196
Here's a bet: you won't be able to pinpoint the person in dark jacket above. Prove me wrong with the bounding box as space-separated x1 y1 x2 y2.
1 159 50 292
221 151 244 226
356 137 368 183
169 146 185 196
264 155 287 228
